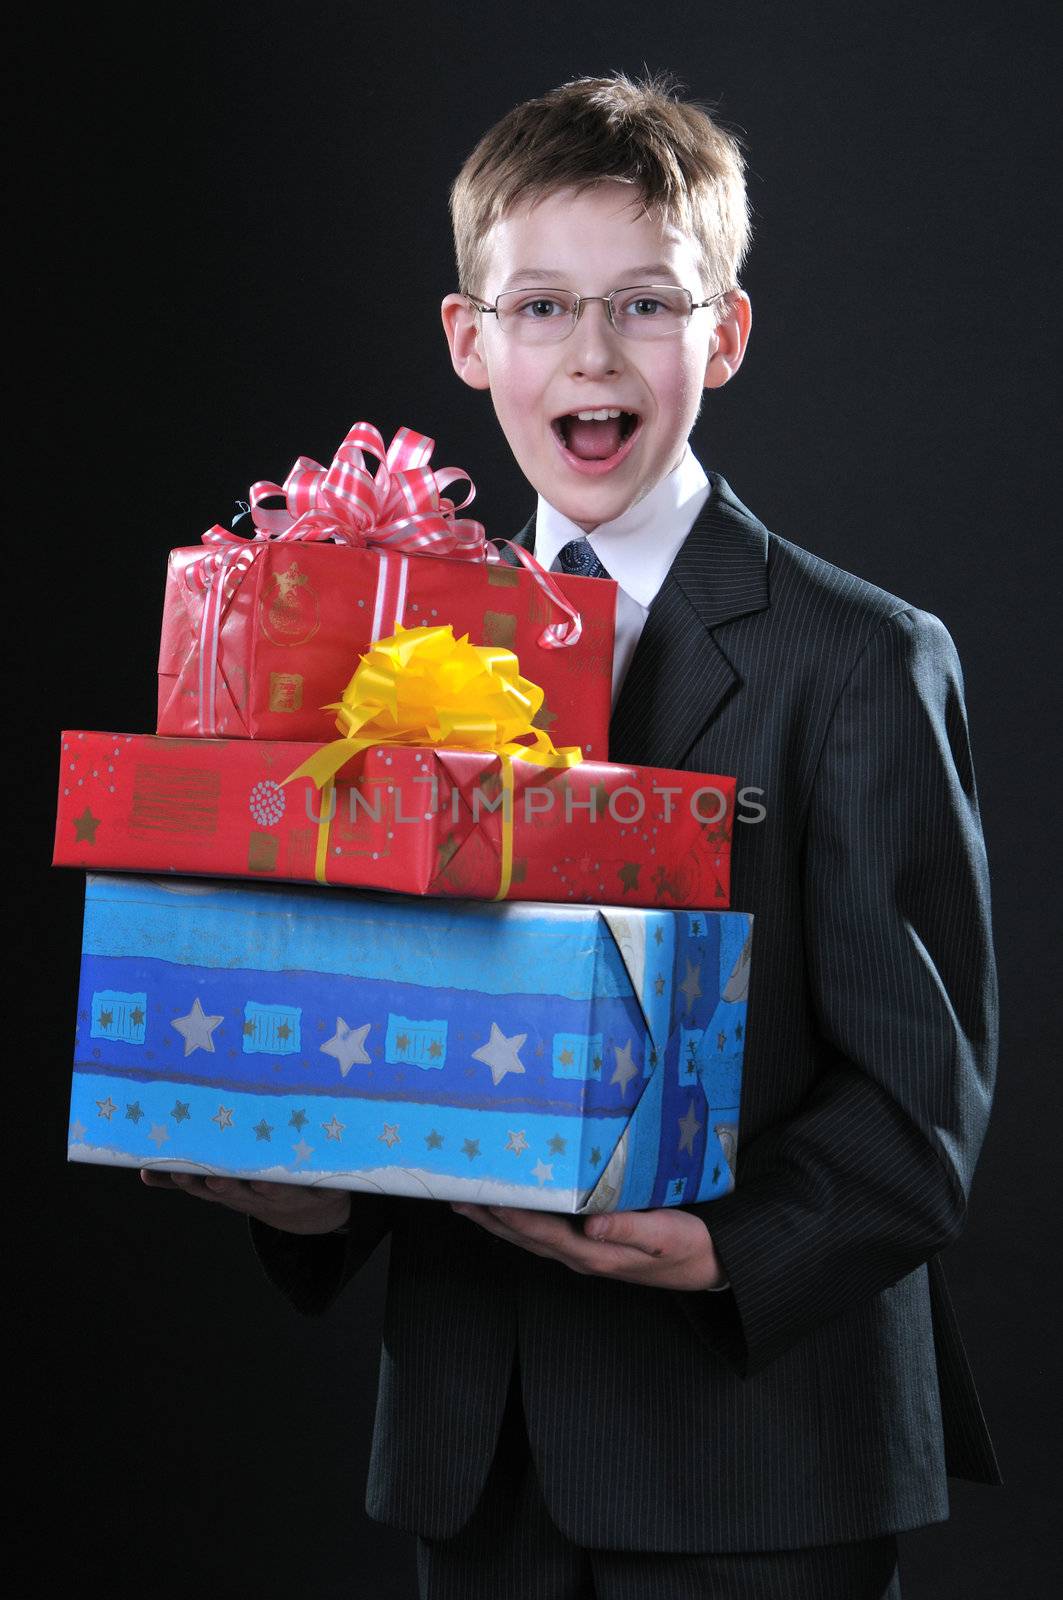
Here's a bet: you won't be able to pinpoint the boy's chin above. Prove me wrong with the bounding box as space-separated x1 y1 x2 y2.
539 482 643 530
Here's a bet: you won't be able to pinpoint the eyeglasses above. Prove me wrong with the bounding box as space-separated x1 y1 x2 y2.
466 285 730 344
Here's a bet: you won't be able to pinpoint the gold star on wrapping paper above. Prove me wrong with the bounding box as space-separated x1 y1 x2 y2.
320 1018 371 1077
395 1033 409 1053
610 1040 639 1098
425 1129 444 1150
461 1138 480 1162
618 861 641 892
530 701 558 733
272 563 307 600
472 1022 527 1087
548 1134 567 1155
73 807 100 844
171 998 224 1056
678 1101 703 1155
289 1109 307 1131
678 960 702 1013
98 1011 114 1030
654 926 664 946
276 1022 291 1041
590 1146 602 1165
654 975 666 996
130 1007 145 1028
558 1048 574 1066
428 1039 443 1059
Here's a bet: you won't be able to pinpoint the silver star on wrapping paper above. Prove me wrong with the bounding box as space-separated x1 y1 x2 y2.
148 1123 169 1149
472 1023 527 1087
320 1018 372 1077
506 1130 529 1156
70 1119 87 1143
531 1158 554 1186
322 1116 345 1143
171 997 224 1057
677 1100 703 1155
96 1097 117 1120
379 1123 400 1148
291 1139 314 1165
610 1040 639 1098
678 960 702 1014
212 1106 234 1131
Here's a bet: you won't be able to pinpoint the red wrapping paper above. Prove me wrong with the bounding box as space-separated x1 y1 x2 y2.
157 543 615 757
54 732 735 909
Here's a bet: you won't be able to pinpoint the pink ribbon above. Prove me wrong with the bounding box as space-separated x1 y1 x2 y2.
208 421 488 557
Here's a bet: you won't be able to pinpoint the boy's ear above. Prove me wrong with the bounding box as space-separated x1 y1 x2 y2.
703 290 752 390
441 294 491 391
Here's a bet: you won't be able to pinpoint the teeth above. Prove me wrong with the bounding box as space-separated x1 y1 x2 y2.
574 408 623 421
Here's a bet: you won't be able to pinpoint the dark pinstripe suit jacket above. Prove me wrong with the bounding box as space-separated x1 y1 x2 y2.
251 473 1001 1551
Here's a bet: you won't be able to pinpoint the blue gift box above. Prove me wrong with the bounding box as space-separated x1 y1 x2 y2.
68 874 751 1212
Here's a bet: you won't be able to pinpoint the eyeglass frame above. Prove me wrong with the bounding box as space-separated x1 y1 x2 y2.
463 284 732 341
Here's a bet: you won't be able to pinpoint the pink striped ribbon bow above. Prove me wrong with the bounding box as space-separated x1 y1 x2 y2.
221 421 487 555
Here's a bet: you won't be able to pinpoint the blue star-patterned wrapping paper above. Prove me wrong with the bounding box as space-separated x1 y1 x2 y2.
68 874 751 1212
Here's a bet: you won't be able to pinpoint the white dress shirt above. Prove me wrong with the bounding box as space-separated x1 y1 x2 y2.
536 447 712 707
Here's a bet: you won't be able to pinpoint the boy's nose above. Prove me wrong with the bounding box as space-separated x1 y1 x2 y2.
565 300 624 377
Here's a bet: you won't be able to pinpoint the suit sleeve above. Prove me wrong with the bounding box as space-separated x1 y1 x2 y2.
248 1193 400 1316
678 608 998 1376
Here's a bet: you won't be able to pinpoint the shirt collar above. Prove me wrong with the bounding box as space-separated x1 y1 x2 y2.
535 448 710 609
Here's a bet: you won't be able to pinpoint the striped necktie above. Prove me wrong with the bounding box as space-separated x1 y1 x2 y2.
557 538 611 580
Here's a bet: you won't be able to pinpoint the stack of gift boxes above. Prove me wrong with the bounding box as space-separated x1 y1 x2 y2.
53 423 752 1214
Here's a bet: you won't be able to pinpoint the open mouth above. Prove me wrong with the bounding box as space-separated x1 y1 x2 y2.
552 409 641 468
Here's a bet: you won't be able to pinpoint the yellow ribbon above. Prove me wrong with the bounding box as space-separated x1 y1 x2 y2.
283 623 582 897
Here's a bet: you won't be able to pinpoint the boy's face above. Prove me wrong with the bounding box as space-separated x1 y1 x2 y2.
442 184 750 530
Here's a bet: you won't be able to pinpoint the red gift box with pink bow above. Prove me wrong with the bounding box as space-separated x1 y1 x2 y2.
156 423 616 757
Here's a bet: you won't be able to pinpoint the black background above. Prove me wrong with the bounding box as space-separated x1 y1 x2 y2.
20 2 1060 1595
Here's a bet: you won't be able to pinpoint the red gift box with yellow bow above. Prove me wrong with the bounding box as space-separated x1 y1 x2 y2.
57 625 735 907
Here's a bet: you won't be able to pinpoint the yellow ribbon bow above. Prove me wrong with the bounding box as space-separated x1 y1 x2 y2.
283 623 582 896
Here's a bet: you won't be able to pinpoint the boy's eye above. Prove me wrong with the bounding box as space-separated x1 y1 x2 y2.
516 296 568 319
619 294 669 318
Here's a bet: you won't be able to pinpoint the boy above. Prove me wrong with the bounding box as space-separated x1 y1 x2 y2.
143 75 999 1598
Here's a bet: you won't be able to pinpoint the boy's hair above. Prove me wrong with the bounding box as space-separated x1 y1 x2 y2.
450 73 752 301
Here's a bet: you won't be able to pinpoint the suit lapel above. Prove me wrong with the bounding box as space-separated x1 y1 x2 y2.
504 479 770 769
610 478 769 766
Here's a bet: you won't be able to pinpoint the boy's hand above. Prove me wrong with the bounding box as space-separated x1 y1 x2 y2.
450 1203 724 1291
139 1169 351 1236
